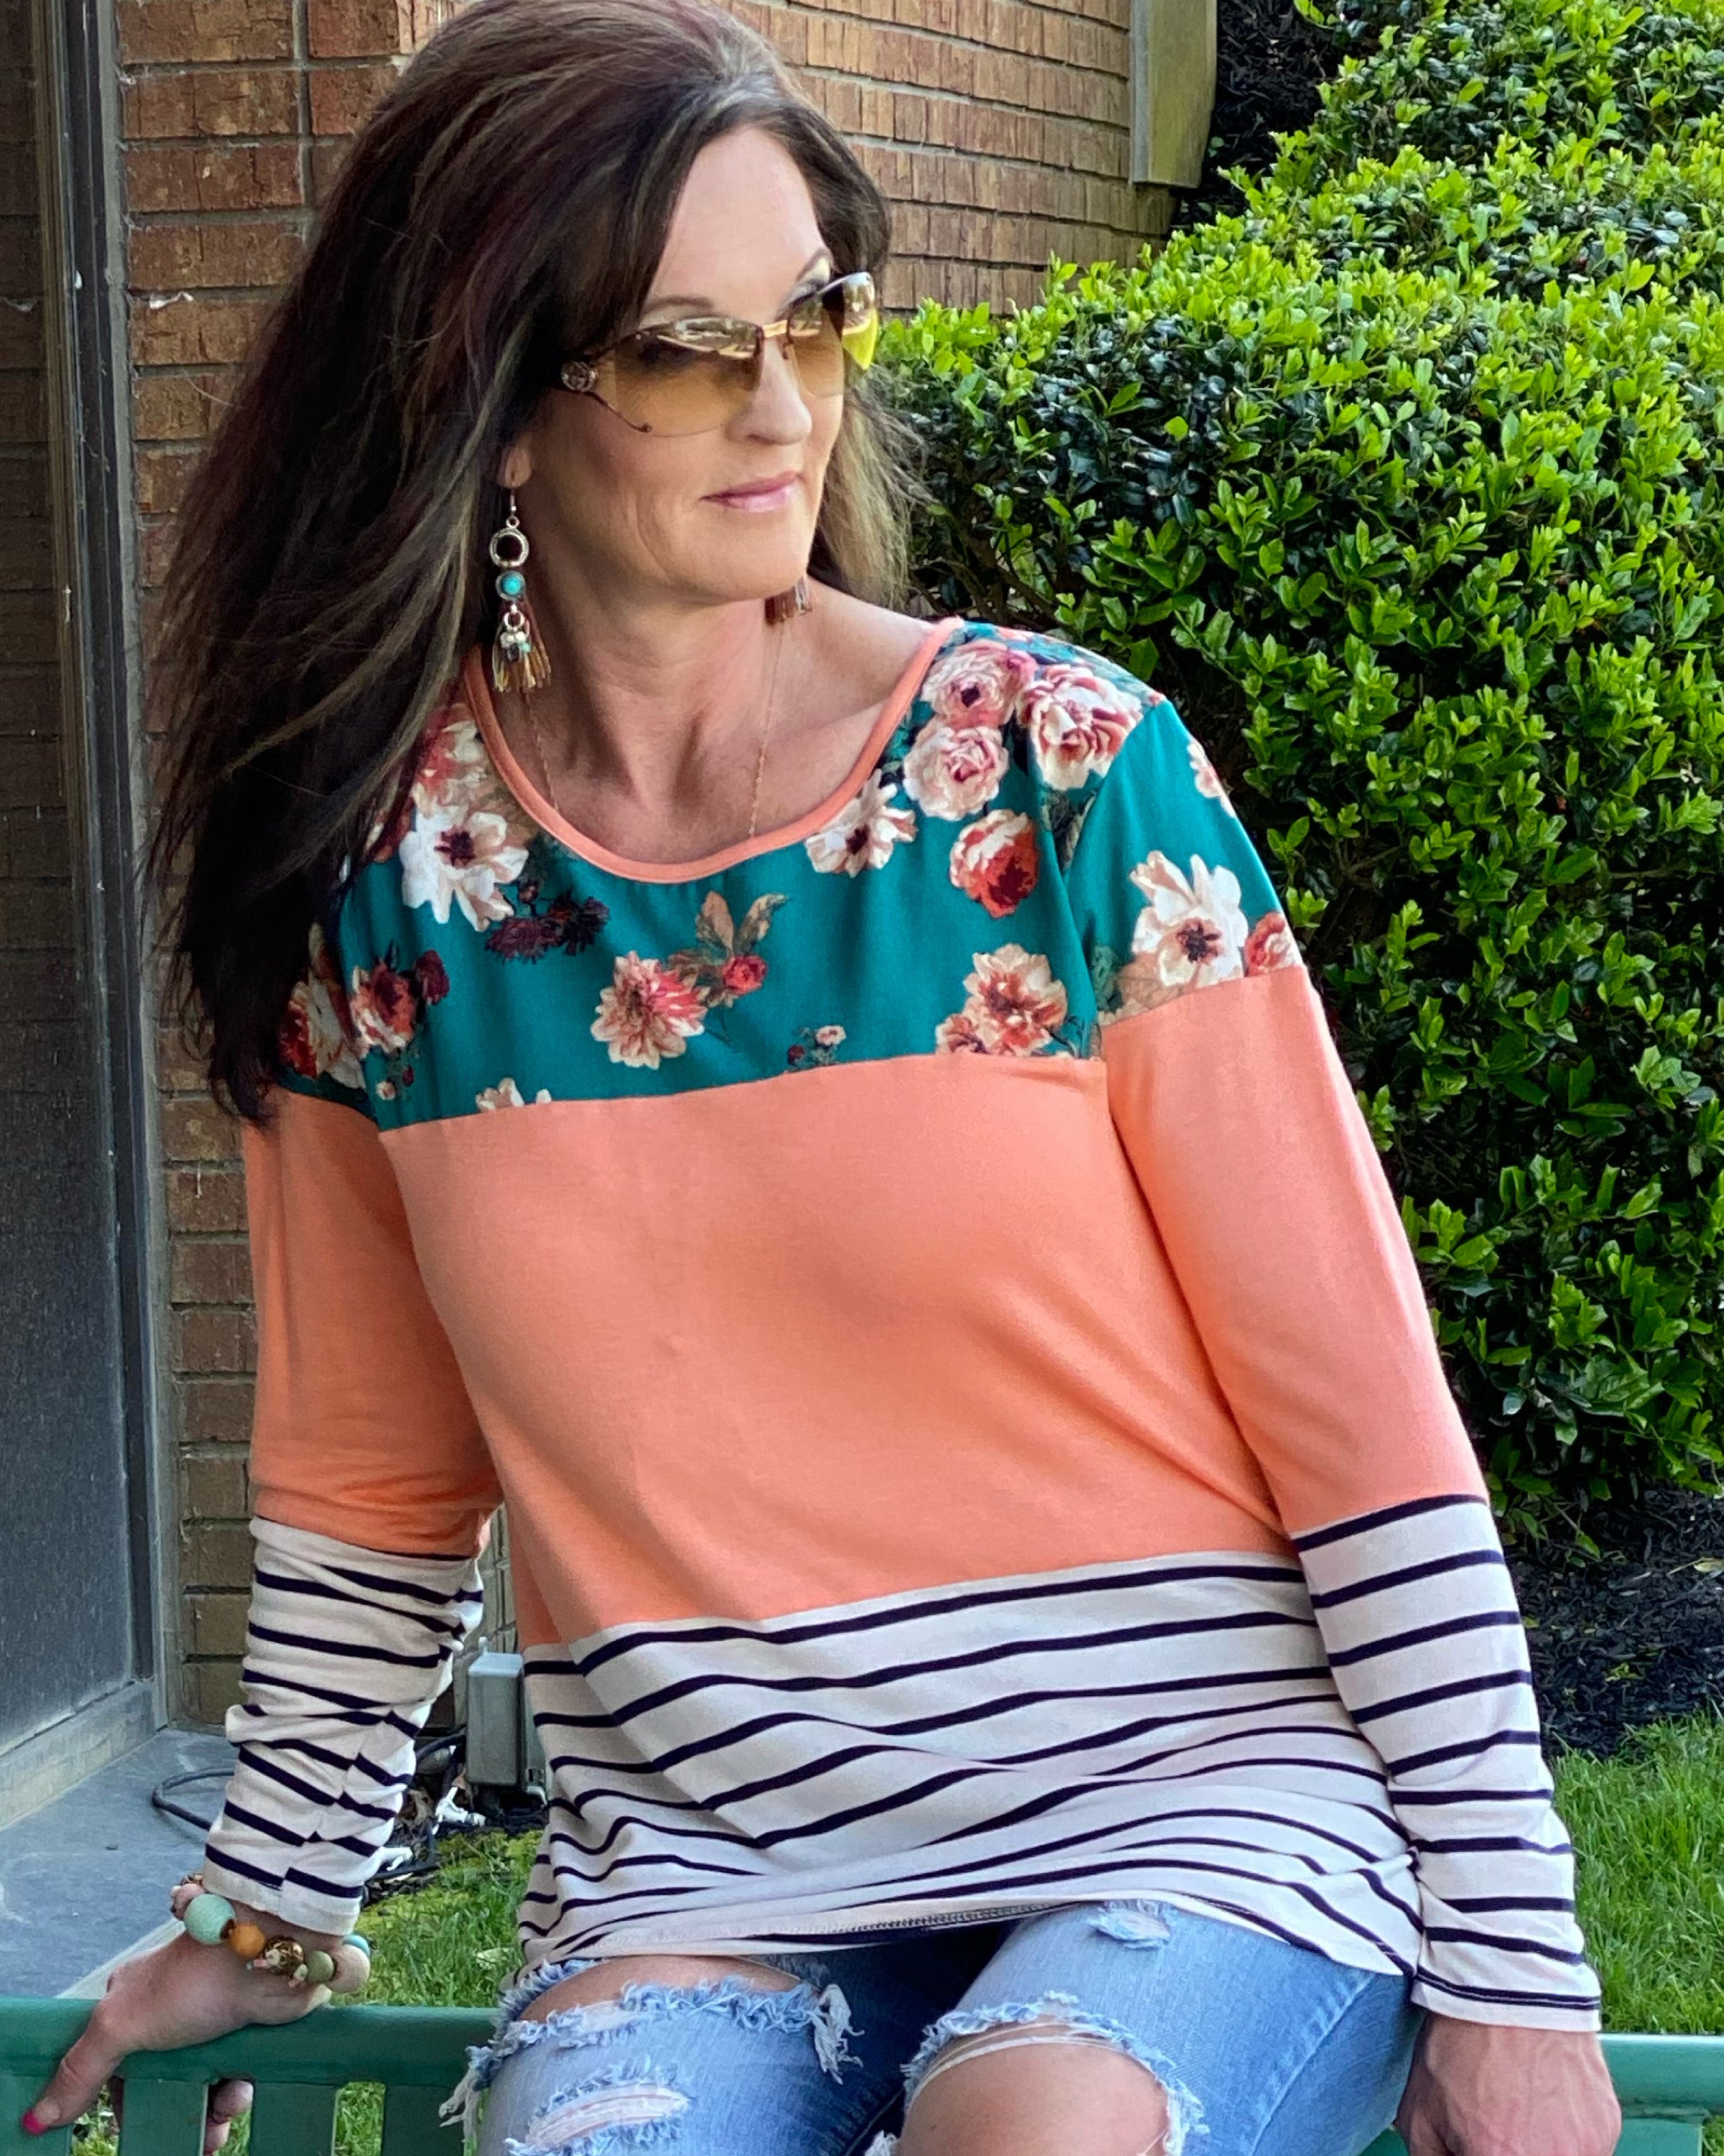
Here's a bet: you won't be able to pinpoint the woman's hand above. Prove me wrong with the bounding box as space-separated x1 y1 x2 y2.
1396 2014 1621 2156
25 1915 336 2154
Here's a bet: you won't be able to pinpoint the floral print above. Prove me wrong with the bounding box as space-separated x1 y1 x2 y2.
1244 912 1301 976
401 806 529 930
805 772 917 876
587 887 787 1070
1098 855 1302 1025
949 810 1039 918
477 1078 551 1109
1188 735 1238 818
591 953 708 1069
343 946 450 1094
664 889 785 1012
279 924 363 1090
486 843 609 961
281 621 1289 1119
903 718 1010 821
1020 662 1144 792
920 639 1035 730
1109 853 1249 1017
936 944 1072 1056
787 1023 846 1070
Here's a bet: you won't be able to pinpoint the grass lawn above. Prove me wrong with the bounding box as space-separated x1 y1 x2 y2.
73 1713 1724 2152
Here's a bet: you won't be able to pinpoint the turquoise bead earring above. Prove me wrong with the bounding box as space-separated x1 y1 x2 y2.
488 490 550 694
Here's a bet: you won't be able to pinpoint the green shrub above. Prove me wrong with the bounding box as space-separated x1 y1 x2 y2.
882 0 1724 1525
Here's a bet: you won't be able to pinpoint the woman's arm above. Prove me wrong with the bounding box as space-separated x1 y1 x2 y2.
1056 665 1602 2032
202 1518 484 1933
34 1069 503 2136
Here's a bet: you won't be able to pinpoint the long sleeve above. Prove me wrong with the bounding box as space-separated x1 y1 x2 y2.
203 1049 504 1933
1060 675 1601 2029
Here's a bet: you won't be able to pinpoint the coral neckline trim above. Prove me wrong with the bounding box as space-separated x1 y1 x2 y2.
463 614 964 885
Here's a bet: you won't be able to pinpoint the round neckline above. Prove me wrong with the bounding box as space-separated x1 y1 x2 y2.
463 613 965 885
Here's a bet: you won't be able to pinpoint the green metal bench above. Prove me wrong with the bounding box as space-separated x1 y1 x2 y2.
0 2002 1720 2155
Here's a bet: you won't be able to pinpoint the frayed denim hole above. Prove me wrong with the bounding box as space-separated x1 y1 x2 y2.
861 2136 898 2155
603 1974 858 2082
439 1994 648 2140
500 2054 689 2154
497 1958 603 2025
899 1991 1207 2156
1091 1900 1174 1948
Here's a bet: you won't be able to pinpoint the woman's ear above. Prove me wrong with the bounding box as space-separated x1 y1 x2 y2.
496 440 533 490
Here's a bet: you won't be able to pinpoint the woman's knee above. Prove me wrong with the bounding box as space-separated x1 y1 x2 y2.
896 2017 1174 2156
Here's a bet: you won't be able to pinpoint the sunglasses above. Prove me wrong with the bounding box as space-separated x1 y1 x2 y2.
557 270 880 438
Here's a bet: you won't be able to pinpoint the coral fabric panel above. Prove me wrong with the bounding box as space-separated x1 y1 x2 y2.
1100 966 1488 1538
381 1050 1291 1639
244 1094 503 1554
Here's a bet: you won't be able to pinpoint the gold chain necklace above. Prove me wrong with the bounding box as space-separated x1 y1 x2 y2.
522 624 789 847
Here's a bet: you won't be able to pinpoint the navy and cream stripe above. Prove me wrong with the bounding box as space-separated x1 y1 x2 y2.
202 1517 483 1935
204 1496 1598 2026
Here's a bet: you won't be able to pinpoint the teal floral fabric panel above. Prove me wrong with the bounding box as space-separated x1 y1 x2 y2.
271 621 1294 1130
1057 686 1304 1030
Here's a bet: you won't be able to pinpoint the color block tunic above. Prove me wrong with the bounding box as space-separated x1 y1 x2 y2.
205 618 1600 2029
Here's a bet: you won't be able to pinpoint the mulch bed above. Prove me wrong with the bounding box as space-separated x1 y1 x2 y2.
1507 1487 1724 1756
1176 0 1341 226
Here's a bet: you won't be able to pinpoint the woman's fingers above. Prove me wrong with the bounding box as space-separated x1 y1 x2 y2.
204 2076 254 2154
23 2005 129 2134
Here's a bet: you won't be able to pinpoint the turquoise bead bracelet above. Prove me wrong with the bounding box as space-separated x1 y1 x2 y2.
170 1872 371 1993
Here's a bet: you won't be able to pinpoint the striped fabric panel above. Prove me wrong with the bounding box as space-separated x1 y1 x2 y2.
197 1512 1598 2028
512 1552 1428 1980
1294 1494 1600 2025
201 1517 483 1933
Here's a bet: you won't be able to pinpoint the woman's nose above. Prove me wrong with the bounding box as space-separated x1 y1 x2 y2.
740 333 815 443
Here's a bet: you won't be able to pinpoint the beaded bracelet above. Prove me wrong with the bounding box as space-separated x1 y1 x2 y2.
170 1873 371 1994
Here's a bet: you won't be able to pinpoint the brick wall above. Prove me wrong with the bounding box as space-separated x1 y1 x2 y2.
732 0 1159 310
131 0 1156 1720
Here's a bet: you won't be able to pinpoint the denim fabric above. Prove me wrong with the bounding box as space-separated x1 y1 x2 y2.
461 1900 1421 2156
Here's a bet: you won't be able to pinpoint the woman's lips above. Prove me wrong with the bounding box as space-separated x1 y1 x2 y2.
707 473 800 512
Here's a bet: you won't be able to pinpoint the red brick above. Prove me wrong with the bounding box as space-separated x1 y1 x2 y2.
130 292 273 369
307 57 402 136
134 370 231 441
182 1449 250 1517
129 217 303 291
182 1657 245 1723
124 66 299 140
159 1091 241 1164
118 0 293 65
171 1236 254 1305
166 1165 248 1234
306 0 409 56
185 1592 250 1656
177 1375 256 1445
125 142 303 214
172 1305 257 1374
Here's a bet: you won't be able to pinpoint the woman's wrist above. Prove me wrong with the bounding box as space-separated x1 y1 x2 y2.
172 1874 370 1994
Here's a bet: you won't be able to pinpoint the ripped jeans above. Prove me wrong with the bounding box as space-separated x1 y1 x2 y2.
450 1898 1422 2156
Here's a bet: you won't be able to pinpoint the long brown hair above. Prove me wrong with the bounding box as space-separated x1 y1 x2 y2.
152 0 916 1121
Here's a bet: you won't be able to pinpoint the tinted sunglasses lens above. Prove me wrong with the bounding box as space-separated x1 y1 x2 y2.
787 274 879 399
597 335 759 436
587 274 878 435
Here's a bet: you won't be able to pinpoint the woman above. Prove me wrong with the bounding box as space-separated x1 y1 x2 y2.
30 4 1618 2153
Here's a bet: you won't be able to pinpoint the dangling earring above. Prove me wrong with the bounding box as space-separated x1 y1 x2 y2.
764 573 811 627
488 491 551 693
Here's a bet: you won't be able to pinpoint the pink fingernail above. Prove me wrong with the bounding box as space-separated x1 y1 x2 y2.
22 2110 49 2136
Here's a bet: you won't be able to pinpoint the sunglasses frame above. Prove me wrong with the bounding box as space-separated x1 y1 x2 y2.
557 269 879 436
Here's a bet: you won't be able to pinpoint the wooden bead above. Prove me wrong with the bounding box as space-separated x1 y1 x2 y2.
327 1943 371 1996
226 1921 267 1961
302 1950 336 1986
